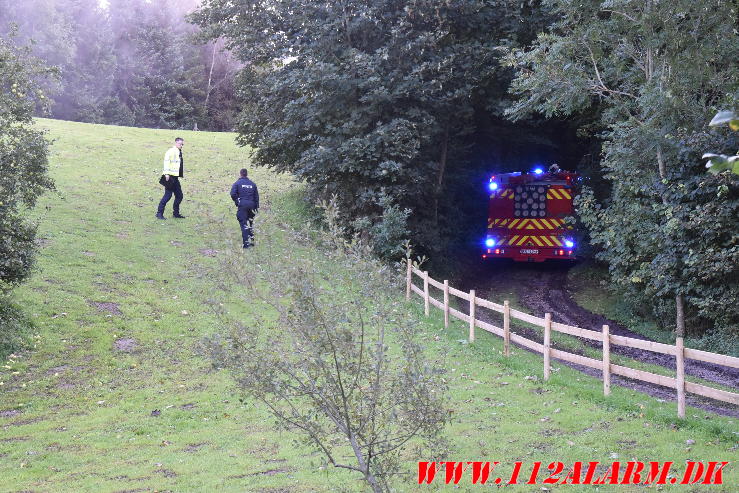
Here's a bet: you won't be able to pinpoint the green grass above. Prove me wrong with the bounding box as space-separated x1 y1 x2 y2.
0 119 737 492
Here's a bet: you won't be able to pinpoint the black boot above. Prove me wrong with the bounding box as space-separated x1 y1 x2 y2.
156 213 166 220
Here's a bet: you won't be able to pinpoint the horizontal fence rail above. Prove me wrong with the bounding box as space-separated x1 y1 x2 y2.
405 260 739 418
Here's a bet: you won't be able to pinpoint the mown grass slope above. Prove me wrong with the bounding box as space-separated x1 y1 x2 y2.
0 119 736 492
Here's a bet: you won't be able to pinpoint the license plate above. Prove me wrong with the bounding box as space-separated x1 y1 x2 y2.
520 249 539 254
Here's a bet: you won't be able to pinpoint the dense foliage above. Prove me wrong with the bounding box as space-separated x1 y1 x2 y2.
506 0 738 343
0 35 54 289
0 0 239 130
192 0 565 258
0 34 54 355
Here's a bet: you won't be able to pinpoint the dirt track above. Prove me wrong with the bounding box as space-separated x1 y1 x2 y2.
457 260 739 418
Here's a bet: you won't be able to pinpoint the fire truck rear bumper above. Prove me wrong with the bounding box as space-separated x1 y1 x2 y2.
481 247 576 262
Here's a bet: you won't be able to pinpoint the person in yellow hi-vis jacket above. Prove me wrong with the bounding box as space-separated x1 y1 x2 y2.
156 137 186 219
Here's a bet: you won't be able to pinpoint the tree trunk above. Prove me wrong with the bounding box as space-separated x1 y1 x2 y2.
347 433 383 493
433 123 449 228
658 148 685 338
204 41 218 110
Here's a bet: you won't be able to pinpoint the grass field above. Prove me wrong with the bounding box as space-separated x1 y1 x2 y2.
0 119 736 492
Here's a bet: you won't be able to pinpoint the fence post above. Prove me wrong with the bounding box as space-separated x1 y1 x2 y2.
405 258 412 300
676 336 686 418
503 300 511 357
602 325 611 396
423 271 429 316
543 313 551 380
469 290 476 343
443 280 449 328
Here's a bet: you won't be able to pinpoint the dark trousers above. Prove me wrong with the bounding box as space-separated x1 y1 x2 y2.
157 177 183 215
237 207 256 246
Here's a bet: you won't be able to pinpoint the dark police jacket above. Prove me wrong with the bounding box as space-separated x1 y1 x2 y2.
230 177 259 210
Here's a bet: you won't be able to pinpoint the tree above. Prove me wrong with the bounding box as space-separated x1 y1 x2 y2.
506 0 739 342
206 201 447 492
0 33 54 289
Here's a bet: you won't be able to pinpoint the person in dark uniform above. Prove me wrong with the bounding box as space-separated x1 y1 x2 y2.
156 137 186 219
230 168 259 248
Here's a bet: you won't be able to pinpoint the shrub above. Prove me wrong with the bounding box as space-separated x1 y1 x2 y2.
205 200 447 492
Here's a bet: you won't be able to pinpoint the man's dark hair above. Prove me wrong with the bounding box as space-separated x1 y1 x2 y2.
240 168 248 177
175 137 184 143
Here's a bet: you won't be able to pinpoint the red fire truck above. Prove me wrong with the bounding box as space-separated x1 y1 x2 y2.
482 166 579 262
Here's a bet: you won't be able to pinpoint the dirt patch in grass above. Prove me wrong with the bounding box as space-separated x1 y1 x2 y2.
539 427 564 437
0 435 30 442
227 468 290 480
112 475 151 483
91 301 123 316
46 365 69 375
114 338 137 353
93 282 115 293
0 409 22 418
183 442 208 453
155 468 178 478
82 251 96 257
8 416 46 427
170 240 184 247
35 238 53 248
180 403 196 410
252 468 290 476
199 249 219 257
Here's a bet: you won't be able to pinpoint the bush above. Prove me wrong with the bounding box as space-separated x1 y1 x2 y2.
0 34 54 356
0 296 31 360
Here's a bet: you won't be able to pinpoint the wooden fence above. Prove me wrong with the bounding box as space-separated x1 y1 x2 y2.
405 260 739 418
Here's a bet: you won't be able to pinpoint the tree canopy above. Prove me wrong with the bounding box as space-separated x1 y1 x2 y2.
192 0 562 257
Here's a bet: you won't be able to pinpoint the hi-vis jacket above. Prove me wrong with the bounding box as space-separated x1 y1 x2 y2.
162 146 181 176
